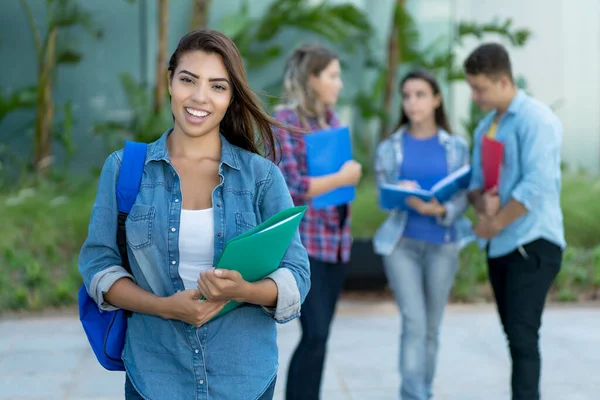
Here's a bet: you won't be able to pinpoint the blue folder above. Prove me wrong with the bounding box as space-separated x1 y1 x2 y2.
380 165 471 211
304 126 355 209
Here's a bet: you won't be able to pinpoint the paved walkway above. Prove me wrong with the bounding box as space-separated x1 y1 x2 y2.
1 300 598 399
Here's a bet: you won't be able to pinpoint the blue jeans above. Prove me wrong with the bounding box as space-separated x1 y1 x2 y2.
383 237 459 400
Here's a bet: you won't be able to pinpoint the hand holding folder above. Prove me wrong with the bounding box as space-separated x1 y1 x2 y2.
379 165 471 211
205 205 307 320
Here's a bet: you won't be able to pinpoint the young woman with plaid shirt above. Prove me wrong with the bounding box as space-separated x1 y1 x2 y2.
272 44 362 400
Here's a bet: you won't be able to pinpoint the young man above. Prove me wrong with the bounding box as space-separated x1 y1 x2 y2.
464 43 565 400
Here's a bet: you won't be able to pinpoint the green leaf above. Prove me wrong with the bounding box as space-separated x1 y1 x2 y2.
244 46 282 69
0 86 38 121
216 9 252 39
56 49 82 64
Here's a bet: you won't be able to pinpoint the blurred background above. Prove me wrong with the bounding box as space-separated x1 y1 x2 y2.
0 0 599 317
1 1 599 399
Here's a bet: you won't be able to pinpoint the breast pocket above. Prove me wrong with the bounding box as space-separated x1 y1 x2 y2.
126 204 155 249
235 211 258 235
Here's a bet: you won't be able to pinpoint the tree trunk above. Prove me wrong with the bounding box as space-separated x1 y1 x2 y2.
34 28 57 176
189 0 211 30
379 0 404 141
154 0 169 114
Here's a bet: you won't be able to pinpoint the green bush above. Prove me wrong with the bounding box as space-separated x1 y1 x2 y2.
0 180 95 311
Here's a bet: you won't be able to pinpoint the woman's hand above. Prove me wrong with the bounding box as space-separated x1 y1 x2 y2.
405 197 446 217
160 289 227 327
397 180 420 189
197 268 251 303
337 160 362 186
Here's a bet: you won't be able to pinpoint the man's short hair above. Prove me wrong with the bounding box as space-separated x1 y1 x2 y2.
463 43 513 81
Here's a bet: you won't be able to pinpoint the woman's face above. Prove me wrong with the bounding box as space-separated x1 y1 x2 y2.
168 50 233 139
401 78 441 126
309 59 343 106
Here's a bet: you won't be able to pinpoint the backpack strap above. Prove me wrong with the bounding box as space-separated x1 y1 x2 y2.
116 141 147 274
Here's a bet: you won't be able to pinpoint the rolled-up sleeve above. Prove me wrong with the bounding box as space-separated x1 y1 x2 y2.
511 119 562 210
273 117 310 203
258 163 310 323
261 268 301 323
91 265 135 311
78 152 133 311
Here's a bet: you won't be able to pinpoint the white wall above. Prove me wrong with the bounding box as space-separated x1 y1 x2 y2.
449 0 600 173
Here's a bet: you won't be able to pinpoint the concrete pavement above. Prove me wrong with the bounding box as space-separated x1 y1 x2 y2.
1 300 598 399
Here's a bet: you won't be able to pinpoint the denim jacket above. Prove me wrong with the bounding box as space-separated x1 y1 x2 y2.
78 130 310 400
373 127 475 256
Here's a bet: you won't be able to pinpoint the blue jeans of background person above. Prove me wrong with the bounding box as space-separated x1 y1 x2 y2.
383 237 459 400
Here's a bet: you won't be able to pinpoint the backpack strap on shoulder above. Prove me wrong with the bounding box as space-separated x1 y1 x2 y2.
117 141 148 213
116 141 147 274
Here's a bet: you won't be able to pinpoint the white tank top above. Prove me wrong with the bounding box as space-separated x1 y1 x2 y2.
178 208 215 291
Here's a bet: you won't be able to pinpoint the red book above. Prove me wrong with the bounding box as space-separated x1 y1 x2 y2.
482 135 503 191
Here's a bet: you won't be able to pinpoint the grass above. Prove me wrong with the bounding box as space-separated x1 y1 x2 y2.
0 179 95 311
0 172 599 313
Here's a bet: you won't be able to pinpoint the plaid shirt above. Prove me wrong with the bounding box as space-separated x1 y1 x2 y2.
273 106 352 264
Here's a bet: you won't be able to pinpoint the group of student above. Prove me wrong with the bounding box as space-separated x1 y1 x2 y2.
78 28 565 400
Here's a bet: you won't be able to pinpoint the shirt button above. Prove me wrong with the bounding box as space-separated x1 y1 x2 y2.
199 380 204 385
217 232 222 237
217 203 221 208
194 349 199 354
171 260 176 265
174 199 179 203
171 227 176 232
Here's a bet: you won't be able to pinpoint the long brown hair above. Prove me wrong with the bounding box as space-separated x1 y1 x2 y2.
396 68 452 133
168 29 285 158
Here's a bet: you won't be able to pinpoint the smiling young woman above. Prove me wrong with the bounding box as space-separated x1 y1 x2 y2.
78 29 310 400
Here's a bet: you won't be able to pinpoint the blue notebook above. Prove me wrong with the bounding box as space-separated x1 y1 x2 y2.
305 126 355 209
380 165 471 210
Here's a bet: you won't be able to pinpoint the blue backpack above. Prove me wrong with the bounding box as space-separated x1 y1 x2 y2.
78 141 147 371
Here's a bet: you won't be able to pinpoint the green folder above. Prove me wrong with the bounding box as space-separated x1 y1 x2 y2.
208 205 308 320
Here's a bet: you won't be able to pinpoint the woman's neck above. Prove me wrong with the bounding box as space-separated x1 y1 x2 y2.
167 127 221 162
407 119 438 139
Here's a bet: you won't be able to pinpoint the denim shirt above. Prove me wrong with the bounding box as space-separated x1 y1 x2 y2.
373 128 475 256
78 130 310 400
469 90 566 257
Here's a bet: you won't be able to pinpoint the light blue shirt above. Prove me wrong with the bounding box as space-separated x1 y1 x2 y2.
78 130 310 399
469 90 566 258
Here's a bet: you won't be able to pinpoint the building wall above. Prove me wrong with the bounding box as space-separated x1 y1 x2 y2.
0 1 145 170
449 0 600 173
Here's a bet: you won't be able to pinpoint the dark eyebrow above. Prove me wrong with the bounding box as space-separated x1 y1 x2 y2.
178 70 230 85
178 70 199 79
208 77 230 85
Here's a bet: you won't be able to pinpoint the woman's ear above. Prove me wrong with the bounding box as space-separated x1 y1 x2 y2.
434 93 442 108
